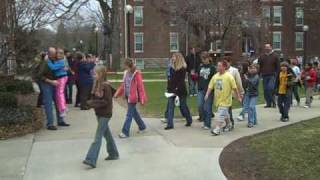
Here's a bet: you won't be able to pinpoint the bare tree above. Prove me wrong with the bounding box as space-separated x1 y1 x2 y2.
156 0 261 56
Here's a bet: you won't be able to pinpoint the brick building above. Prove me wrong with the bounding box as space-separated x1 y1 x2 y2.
120 0 320 69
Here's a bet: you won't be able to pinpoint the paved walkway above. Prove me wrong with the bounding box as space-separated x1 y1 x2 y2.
2 99 320 180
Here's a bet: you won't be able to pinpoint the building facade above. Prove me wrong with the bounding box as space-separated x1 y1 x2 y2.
120 0 320 69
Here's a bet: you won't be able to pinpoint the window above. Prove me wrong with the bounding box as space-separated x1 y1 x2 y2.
135 58 144 70
169 5 177 26
134 6 143 26
296 7 304 26
295 32 304 50
273 32 282 50
273 6 282 26
134 33 144 53
170 32 179 52
262 6 271 19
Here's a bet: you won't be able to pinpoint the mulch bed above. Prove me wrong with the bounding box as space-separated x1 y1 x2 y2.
0 107 43 140
219 136 280 180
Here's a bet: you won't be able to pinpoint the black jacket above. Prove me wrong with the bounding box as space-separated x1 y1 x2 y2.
167 68 188 97
185 53 201 73
244 74 259 97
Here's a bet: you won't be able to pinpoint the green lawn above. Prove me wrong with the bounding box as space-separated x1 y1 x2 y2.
112 80 306 117
249 117 320 179
108 72 166 80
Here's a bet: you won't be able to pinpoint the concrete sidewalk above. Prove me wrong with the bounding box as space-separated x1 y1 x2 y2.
2 99 320 180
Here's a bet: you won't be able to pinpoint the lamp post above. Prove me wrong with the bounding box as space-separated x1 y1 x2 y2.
79 40 83 51
124 3 133 59
303 25 309 65
94 27 99 56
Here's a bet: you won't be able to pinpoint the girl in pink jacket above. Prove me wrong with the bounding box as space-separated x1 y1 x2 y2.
114 59 147 138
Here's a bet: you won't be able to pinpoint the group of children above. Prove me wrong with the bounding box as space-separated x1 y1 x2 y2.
41 47 320 168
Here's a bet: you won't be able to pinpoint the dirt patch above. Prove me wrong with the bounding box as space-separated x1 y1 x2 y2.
220 137 280 180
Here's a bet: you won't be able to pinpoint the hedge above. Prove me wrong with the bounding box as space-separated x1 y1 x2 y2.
0 106 34 125
0 92 17 108
0 80 34 94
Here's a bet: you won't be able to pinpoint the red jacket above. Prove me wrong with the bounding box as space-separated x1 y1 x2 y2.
114 70 147 104
301 68 317 87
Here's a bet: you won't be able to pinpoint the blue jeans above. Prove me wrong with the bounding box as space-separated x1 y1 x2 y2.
40 81 65 127
197 90 213 128
248 96 257 125
262 75 276 106
188 75 197 95
122 103 146 136
164 99 185 119
239 93 250 117
278 94 290 118
167 96 193 128
85 116 119 166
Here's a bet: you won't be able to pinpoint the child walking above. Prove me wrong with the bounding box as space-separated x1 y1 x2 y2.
301 62 317 108
47 48 69 117
205 60 242 136
275 62 296 122
238 64 259 128
114 59 147 138
83 65 119 168
197 51 216 129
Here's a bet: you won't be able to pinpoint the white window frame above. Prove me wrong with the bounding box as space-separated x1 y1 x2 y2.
134 6 144 27
295 7 304 26
273 31 282 51
169 32 179 52
295 32 304 50
134 32 144 53
273 6 282 26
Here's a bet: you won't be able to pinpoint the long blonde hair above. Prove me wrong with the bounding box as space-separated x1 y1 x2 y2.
172 52 187 70
92 65 108 97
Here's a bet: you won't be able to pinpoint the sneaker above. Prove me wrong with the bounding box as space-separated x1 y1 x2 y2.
105 156 119 161
161 118 167 123
119 133 129 139
201 126 210 130
304 105 311 108
211 128 221 136
137 129 146 134
59 110 67 118
237 115 244 121
248 123 254 128
282 118 289 122
82 160 96 168
164 126 174 130
190 94 194 97
193 94 198 97
223 124 233 132
58 122 70 127
47 126 57 130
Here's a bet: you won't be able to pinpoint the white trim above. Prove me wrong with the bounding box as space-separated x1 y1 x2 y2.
295 32 304 51
273 6 282 26
272 31 282 51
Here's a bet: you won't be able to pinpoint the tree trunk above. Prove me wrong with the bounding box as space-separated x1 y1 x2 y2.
111 0 121 70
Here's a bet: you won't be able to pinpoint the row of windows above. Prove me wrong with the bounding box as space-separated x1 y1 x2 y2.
272 32 304 51
134 32 179 53
262 6 304 26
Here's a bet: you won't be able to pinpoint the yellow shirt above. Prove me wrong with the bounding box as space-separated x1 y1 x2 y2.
208 72 237 107
278 71 287 94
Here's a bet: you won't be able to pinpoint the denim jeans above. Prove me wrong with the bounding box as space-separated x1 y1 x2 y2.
65 82 74 103
248 96 257 125
197 90 213 128
291 83 300 105
122 103 146 136
85 116 119 166
239 93 250 118
40 81 65 127
167 96 193 128
262 75 276 107
188 74 197 95
164 99 185 119
278 94 291 118
36 81 43 107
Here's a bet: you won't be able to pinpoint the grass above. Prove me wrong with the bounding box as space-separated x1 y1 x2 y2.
108 72 166 80
248 117 320 179
112 79 306 117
